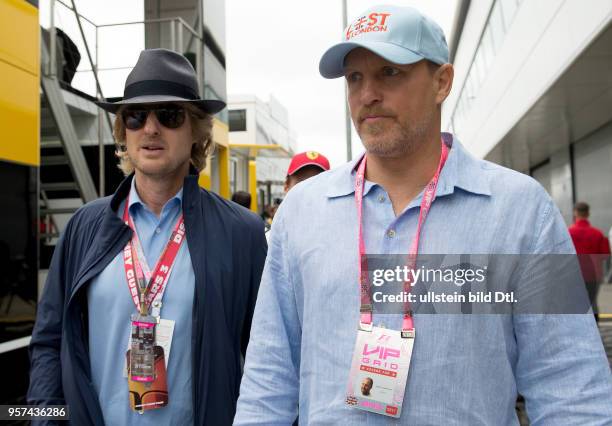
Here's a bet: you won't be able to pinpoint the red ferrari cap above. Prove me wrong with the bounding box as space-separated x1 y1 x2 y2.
287 151 330 176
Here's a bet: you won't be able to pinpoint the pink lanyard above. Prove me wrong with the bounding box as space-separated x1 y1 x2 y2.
355 139 450 335
122 197 186 314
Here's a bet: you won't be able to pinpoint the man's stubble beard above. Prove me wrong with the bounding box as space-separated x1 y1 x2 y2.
358 112 433 158
129 153 190 181
128 138 192 180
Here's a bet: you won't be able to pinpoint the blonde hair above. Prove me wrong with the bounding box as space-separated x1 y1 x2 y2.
113 102 214 175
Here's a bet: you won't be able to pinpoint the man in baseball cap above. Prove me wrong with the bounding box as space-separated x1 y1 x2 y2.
236 5 612 425
285 151 330 192
318 4 448 78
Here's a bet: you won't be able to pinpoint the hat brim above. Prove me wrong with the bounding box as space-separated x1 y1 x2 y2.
319 40 424 79
95 95 226 114
287 162 329 176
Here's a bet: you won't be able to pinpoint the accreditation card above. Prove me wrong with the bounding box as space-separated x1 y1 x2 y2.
345 326 415 418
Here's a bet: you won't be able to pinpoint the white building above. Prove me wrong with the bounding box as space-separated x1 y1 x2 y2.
444 0 612 232
228 94 297 209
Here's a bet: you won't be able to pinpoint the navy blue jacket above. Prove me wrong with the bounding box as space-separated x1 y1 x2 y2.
27 172 267 425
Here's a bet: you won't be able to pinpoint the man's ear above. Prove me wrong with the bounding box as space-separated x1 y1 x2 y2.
435 63 454 105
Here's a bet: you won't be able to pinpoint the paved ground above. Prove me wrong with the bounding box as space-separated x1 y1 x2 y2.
600 322 612 369
597 283 612 368
598 282 612 317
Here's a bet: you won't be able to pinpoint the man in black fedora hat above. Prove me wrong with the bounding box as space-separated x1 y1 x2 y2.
28 48 267 425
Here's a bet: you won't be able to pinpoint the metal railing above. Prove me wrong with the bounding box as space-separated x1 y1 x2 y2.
95 17 204 96
42 0 209 202
40 0 218 245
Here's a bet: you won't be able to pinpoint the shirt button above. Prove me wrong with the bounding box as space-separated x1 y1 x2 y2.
377 195 386 203
155 228 161 234
387 229 396 238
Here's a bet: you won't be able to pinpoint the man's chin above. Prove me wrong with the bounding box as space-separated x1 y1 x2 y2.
134 162 176 178
361 131 425 158
363 141 408 158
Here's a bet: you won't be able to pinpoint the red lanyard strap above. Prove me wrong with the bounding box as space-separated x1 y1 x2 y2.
355 139 450 335
122 196 186 314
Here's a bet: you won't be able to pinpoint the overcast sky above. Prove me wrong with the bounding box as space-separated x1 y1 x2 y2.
226 0 459 166
40 0 458 168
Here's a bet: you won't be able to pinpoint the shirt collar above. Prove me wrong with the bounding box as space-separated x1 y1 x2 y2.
574 218 590 227
128 176 184 214
325 133 491 199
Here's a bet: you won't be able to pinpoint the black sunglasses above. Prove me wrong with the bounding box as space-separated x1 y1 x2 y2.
122 104 186 130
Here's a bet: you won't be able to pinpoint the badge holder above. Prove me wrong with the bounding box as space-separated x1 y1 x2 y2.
347 306 415 418
122 200 184 414
126 313 168 413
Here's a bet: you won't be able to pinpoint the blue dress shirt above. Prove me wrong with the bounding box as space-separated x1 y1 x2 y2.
235 135 612 425
88 178 195 425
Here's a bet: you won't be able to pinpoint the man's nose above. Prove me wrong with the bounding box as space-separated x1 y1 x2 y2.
143 111 161 135
360 77 383 106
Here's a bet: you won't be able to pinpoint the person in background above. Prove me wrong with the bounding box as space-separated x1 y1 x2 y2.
569 201 611 322
262 205 276 229
284 151 330 193
262 151 330 244
608 224 612 283
232 190 252 209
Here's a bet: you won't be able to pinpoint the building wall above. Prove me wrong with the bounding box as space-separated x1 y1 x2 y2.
202 0 227 123
228 95 295 205
446 0 612 235
444 0 612 158
228 97 257 145
202 0 226 53
548 147 574 224
229 95 296 152
144 0 227 119
573 121 612 233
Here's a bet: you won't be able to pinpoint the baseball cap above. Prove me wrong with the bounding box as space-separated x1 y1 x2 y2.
319 5 449 79
287 151 330 176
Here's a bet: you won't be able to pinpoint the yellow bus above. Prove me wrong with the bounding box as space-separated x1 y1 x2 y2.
0 0 39 404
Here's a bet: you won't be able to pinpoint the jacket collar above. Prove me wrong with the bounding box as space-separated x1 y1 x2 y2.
72 167 200 281
325 133 491 199
127 176 183 213
108 166 201 214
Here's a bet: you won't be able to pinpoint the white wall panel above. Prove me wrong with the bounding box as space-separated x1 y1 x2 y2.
448 0 612 159
443 0 494 128
574 120 612 233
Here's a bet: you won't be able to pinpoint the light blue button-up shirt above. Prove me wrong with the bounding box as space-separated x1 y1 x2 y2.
235 136 612 425
88 178 195 425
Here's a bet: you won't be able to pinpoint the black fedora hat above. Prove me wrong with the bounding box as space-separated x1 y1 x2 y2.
96 48 225 114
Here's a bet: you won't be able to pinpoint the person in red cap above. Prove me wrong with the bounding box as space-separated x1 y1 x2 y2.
284 151 330 193
263 151 331 240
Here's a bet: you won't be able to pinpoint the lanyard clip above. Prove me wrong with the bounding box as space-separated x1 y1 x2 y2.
401 311 414 338
401 328 415 339
360 303 372 313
